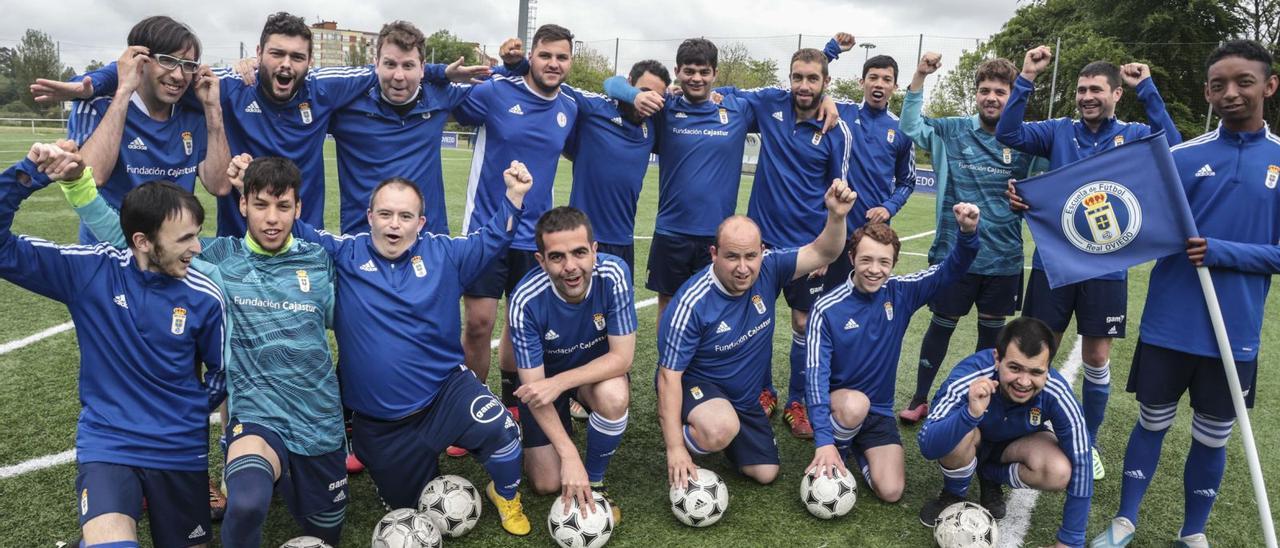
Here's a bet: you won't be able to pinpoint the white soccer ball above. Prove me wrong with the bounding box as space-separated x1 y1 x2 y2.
279 537 331 548
547 491 616 548
933 501 999 548
799 470 857 519
370 508 442 548
669 467 729 527
417 474 483 537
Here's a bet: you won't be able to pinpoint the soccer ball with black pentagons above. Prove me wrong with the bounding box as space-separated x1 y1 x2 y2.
278 537 331 548
417 474 483 537
370 508 442 548
933 501 999 548
547 491 616 548
669 467 729 527
799 470 857 519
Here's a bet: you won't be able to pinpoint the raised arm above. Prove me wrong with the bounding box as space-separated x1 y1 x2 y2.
900 52 942 148
448 161 531 282
995 46 1057 155
0 143 93 304
822 33 856 62
1122 63 1183 145
898 203 981 311
193 66 232 196
603 75 666 118
74 47 152 186
794 179 857 278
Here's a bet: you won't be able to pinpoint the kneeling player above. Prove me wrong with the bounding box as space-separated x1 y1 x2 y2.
658 180 857 488
508 207 636 522
918 317 1092 548
805 203 980 503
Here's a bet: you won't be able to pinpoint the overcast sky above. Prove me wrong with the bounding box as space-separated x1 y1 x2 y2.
2 0 1021 84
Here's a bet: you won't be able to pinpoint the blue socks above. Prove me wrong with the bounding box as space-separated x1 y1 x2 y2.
1182 413 1233 537
1116 402 1176 524
585 411 628 483
980 461 1029 489
683 424 710 455
222 454 275 547
941 457 977 498
484 437 523 500
1082 361 1111 447
788 331 807 406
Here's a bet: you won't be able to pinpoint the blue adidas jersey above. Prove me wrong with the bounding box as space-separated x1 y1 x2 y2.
454 75 577 251
832 100 917 224
509 253 638 375
0 160 225 472
1141 126 1280 361
900 89 1043 276
67 94 208 243
995 74 1182 279
329 79 472 235
562 87 656 246
657 249 797 410
81 63 375 235
293 197 522 419
920 350 1092 547
725 87 852 247
806 229 978 447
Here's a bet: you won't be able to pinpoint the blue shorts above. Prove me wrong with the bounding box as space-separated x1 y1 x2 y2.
977 428 1051 471
518 388 579 448
850 413 902 451
1127 340 1257 418
1023 268 1126 337
680 378 779 467
351 368 521 508
596 242 635 274
929 272 1022 318
464 248 540 299
782 270 826 312
225 419 348 523
74 462 211 546
646 233 715 296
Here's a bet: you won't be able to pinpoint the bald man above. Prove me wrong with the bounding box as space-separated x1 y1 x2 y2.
657 180 856 488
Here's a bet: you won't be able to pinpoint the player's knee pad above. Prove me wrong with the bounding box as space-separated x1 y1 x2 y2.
1191 412 1235 449
1138 402 1177 431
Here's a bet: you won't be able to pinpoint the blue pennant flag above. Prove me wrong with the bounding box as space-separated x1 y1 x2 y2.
1017 132 1199 288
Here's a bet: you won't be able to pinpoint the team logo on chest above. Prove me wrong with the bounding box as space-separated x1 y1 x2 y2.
557 111 567 127
886 128 896 143
718 108 729 125
1002 147 1012 164
296 270 311 293
883 301 894 321
411 255 427 278
1062 182 1142 254
299 102 313 125
751 294 766 314
593 313 606 331
181 131 194 156
171 307 188 335
811 132 823 146
1029 407 1042 426
1266 165 1279 189
1112 135 1125 147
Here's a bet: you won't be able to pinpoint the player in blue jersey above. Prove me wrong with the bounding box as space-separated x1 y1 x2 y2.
917 318 1091 548
65 16 231 244
457 24 579 420
291 160 535 536
805 203 980 503
659 179 857 488
2 143 225 547
1092 40 1280 548
508 207 636 523
1000 45 1182 480
897 54 1044 424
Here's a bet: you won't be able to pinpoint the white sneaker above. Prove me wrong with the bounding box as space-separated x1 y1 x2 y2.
1173 533 1209 548
1090 517 1135 547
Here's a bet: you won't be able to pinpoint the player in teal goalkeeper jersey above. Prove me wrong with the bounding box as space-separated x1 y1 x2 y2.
896 54 1045 440
64 155 347 545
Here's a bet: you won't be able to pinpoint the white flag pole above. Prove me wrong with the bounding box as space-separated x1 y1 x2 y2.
1195 266 1277 548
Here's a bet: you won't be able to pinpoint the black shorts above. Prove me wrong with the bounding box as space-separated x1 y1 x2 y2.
850 413 902 451
464 248 540 299
74 462 211 546
929 272 1023 318
226 419 348 523
1023 268 1127 337
976 430 1050 470
646 233 715 296
596 242 635 274
680 378 779 467
1127 340 1258 418
820 241 856 292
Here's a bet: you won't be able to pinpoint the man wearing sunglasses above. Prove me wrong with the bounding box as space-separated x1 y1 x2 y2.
64 16 232 244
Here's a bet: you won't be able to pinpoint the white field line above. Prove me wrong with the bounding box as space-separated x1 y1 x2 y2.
998 335 1085 548
0 321 74 356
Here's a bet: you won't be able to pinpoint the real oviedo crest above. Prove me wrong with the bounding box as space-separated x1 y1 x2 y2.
1061 181 1142 254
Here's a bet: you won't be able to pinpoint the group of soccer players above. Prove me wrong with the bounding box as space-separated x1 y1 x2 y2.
2 9 1277 548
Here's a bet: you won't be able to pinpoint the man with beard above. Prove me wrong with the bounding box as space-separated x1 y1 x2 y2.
507 207 636 523
458 24 578 423
62 16 231 244
917 317 1090 548
999 46 1182 481
897 54 1044 429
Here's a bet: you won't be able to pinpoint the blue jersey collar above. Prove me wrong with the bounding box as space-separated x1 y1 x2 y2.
1217 121 1271 143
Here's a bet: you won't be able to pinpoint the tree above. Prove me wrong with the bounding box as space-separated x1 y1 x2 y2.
565 45 612 92
424 29 482 65
715 42 779 89
1234 0 1280 43
84 59 105 73
345 41 369 66
926 46 993 119
12 29 64 116
0 47 14 79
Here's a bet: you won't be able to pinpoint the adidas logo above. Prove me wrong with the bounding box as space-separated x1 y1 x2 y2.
188 525 206 539
242 270 260 283
715 321 731 334
772 111 784 122
544 329 560 341
245 101 261 114
844 318 859 330
333 491 347 503
610 116 623 126
359 260 378 272
127 137 147 151
1123 470 1146 480
113 294 128 309
1195 164 1216 177
1192 488 1218 498
1108 326 1118 335
962 146 974 154
508 104 524 115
